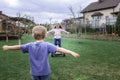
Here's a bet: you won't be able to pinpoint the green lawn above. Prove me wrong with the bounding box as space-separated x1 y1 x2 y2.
0 35 120 80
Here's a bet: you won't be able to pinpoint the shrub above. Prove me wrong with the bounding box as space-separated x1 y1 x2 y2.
115 11 120 36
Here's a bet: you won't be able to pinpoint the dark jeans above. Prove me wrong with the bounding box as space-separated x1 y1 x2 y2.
32 74 50 80
54 38 61 47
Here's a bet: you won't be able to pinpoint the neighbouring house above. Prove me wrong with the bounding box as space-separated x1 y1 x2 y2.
0 11 35 33
0 11 23 33
0 11 10 32
61 17 83 29
81 0 120 28
61 18 73 29
0 11 35 39
61 17 84 33
74 17 84 25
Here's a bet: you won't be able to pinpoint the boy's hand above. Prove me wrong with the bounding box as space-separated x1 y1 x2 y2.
72 52 80 58
2 45 9 51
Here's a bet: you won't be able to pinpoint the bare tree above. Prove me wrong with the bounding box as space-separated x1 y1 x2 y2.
78 6 82 37
69 6 76 19
68 5 77 35
68 5 82 38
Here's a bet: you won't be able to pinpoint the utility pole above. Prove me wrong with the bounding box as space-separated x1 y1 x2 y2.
6 20 8 42
49 18 52 25
49 18 52 30
17 12 21 45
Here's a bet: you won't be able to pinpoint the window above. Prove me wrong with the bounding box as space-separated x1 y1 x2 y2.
92 16 101 27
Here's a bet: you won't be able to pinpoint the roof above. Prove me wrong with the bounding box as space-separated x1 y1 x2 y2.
91 12 103 17
0 11 9 19
10 17 35 24
81 0 120 13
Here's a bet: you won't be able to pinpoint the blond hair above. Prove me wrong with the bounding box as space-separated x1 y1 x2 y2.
32 26 47 40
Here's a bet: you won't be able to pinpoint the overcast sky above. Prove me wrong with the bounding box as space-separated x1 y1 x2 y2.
0 0 97 24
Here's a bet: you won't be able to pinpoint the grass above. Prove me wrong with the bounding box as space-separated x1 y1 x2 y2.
0 35 120 80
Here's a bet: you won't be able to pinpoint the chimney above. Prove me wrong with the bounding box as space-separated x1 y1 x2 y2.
0 11 2 14
99 0 104 3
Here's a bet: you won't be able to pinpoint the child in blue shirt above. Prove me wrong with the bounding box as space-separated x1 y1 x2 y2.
2 26 79 80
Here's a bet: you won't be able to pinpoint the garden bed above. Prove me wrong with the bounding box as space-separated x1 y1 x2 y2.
81 34 120 42
0 35 19 40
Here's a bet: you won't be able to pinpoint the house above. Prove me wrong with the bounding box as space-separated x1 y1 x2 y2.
0 11 10 32
0 11 35 34
81 0 120 28
61 17 83 29
0 11 36 40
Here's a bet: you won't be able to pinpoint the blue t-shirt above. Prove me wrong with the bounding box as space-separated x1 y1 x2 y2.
20 41 57 76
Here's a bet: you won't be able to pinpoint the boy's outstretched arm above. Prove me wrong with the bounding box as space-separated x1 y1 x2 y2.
2 45 21 51
56 47 80 58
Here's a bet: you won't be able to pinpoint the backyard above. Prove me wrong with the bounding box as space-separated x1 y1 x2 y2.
0 35 120 80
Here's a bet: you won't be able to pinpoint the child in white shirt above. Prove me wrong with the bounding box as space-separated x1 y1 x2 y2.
47 23 69 47
47 23 69 57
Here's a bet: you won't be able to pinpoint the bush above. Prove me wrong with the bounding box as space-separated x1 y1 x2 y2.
115 11 120 36
106 25 115 34
0 32 6 34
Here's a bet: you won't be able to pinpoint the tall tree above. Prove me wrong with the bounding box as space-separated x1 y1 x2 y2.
115 11 120 36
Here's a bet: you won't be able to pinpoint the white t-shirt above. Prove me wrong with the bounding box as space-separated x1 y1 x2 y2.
47 29 69 39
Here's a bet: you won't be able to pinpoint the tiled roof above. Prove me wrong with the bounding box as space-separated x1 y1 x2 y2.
81 0 120 13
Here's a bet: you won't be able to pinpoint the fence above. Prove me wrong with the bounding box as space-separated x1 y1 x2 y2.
62 17 119 36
